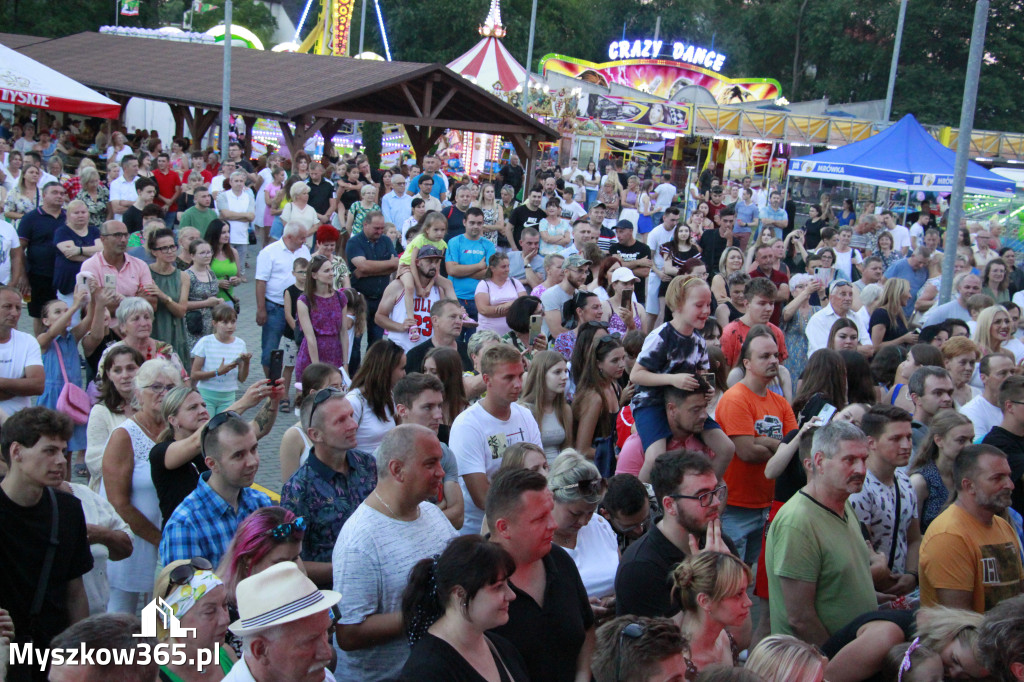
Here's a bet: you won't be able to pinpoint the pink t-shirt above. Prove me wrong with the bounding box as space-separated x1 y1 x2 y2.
80 252 154 299
474 277 525 335
615 431 714 477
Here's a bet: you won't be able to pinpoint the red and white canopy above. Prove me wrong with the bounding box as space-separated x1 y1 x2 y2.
447 0 526 94
0 42 121 118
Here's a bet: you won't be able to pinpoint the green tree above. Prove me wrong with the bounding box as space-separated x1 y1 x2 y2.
362 121 382 169
185 0 278 49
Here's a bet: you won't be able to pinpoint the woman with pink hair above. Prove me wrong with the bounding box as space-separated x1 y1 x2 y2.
216 506 308 656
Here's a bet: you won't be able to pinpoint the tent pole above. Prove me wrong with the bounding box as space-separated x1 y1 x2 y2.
689 137 703 222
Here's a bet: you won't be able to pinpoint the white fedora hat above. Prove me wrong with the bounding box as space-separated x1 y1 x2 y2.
228 561 341 636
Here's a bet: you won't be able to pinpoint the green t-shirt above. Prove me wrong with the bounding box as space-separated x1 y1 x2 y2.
766 491 877 637
178 206 218 238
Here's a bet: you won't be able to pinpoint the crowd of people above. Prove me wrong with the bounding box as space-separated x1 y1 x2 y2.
0 117 1023 682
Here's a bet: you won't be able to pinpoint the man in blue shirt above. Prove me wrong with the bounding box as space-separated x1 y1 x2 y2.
347 211 399 369
445 207 494 342
281 391 376 588
885 246 933 318
734 188 759 253
381 173 412 227
759 190 788 240
16 181 66 334
159 413 272 568
407 154 448 202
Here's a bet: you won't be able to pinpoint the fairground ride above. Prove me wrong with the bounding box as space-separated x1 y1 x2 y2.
292 0 391 59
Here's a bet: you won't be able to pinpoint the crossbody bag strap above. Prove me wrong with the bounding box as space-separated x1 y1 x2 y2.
54 340 71 385
485 635 516 682
31 487 60 617
888 478 902 570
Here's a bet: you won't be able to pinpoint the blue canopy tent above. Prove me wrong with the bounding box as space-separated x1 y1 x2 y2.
787 114 1015 197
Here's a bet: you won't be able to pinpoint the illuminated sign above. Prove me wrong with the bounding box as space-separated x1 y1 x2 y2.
607 39 727 73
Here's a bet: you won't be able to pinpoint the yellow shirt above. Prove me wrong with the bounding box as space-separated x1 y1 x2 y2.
399 234 448 266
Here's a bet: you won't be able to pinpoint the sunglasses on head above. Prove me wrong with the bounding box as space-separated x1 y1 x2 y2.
615 622 647 682
264 516 307 540
165 556 213 597
200 410 242 458
308 387 345 425
552 477 607 497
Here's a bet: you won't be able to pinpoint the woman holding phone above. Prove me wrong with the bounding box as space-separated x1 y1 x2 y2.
501 296 547 369
602 267 643 335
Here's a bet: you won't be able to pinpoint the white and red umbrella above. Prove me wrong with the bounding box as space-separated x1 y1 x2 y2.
0 41 121 118
447 0 527 94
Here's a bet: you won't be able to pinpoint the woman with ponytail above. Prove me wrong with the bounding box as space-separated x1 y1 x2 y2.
669 551 752 674
398 535 528 681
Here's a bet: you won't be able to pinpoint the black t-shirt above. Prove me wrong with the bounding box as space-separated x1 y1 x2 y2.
509 205 545 248
283 283 301 340
868 308 908 342
0 487 93 680
774 429 807 503
405 338 472 375
306 178 334 216
339 187 361 211
150 438 208 527
500 164 524 194
982 426 1024 515
609 240 652 302
699 228 731 275
398 632 530 682
444 206 468 242
490 544 594 682
615 521 737 618
85 330 122 384
803 217 827 250
122 204 144 234
236 158 255 174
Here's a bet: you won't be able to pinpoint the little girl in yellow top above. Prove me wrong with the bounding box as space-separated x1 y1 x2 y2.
398 210 457 328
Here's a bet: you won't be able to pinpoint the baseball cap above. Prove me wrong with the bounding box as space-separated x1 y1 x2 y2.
417 245 444 260
564 253 592 269
614 219 635 232
611 268 639 284
590 202 607 210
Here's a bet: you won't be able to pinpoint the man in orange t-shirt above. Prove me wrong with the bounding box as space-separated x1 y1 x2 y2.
716 329 797 564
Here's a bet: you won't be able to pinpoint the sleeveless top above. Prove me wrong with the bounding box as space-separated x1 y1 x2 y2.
919 462 950 532
890 384 905 406
540 409 567 464
385 284 440 352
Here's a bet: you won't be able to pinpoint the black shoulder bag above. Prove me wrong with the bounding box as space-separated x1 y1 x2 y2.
29 487 60 640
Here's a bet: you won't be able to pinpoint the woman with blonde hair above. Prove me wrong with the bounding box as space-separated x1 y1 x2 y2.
910 410 973 533
973 305 1015 361
915 606 988 679
745 635 827 682
498 442 550 477
472 181 508 245
152 558 235 679
549 451 618 603
519 350 573 463
710 246 744 302
869 278 918 349
670 551 751 673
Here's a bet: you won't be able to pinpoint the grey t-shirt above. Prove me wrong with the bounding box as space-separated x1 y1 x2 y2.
540 285 573 338
332 502 456 680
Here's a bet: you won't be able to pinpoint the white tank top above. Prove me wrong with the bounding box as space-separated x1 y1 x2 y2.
385 285 441 352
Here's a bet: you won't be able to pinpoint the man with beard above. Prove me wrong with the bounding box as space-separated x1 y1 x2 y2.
450 344 542 536
717 328 797 567
920 444 1024 613
374 245 444 352
540 253 590 338
615 450 733 618
159 413 272 568
765 420 879 642
404 298 471 373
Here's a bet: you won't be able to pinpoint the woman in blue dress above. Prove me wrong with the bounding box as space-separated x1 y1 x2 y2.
781 273 822 382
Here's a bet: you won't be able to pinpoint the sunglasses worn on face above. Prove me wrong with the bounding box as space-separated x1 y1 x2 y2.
165 556 214 597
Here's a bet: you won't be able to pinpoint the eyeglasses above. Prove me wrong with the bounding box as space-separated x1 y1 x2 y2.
146 383 177 394
164 556 213 597
102 231 129 239
552 477 607 497
611 515 650 535
668 484 728 508
263 516 307 540
615 622 646 682
308 387 345 425
153 244 177 253
200 410 241 458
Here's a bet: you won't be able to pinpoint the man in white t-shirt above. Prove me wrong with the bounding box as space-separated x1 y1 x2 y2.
207 159 236 200
217 170 256 271
652 174 677 226
449 343 543 534
880 211 910 256
374 246 444 351
644 207 680 327
252 153 279 232
962 354 1015 441
0 218 22 285
0 286 43 415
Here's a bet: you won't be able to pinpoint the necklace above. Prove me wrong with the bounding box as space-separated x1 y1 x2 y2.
374 490 398 518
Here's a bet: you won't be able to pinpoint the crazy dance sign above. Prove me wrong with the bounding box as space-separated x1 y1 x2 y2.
608 39 727 73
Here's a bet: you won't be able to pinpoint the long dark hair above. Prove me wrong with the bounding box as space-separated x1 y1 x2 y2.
569 322 608 385
401 535 516 645
839 350 876 404
204 219 235 264
350 339 404 421
303 255 337 312
792 349 847 416
98 345 145 413
423 346 468 423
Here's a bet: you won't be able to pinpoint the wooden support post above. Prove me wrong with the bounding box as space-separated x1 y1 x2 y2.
242 116 257 159
169 106 186 143
319 119 343 161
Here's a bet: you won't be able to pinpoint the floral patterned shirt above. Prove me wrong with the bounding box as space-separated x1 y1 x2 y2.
280 447 378 563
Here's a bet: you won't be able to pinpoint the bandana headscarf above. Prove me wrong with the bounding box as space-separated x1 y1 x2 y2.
164 569 224 620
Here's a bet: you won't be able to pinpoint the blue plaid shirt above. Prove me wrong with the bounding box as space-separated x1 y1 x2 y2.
280 447 377 563
159 471 272 568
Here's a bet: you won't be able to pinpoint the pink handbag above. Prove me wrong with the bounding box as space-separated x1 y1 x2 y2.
55 342 92 425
